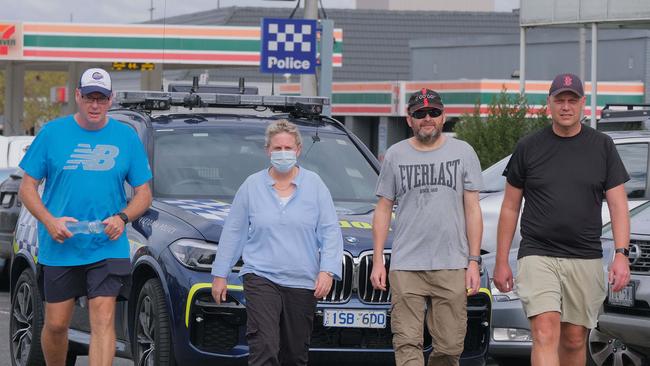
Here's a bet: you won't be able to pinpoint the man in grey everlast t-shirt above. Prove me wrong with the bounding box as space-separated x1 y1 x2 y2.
370 88 483 366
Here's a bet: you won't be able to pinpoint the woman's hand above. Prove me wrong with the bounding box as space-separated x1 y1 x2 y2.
314 271 333 298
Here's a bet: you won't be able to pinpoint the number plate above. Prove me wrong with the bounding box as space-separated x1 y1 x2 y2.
323 309 387 329
608 281 636 307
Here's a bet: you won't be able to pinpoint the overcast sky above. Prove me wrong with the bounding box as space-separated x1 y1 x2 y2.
3 0 519 24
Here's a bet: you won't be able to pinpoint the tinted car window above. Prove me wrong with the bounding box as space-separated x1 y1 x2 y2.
615 143 649 198
153 126 378 207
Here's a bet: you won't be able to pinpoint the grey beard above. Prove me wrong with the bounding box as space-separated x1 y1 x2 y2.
415 129 440 145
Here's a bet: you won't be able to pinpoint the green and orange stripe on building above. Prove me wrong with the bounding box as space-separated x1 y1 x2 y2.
280 81 397 115
402 80 645 117
3 21 343 66
278 80 645 117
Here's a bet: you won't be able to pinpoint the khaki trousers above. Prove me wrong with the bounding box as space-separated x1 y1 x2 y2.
389 270 467 366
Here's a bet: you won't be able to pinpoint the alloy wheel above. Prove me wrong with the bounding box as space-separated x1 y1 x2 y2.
589 328 645 366
11 282 34 366
136 296 156 366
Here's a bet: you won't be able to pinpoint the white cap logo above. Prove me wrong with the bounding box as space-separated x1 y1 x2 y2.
79 68 112 97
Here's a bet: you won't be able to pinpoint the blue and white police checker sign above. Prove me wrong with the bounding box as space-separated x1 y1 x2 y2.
260 18 317 74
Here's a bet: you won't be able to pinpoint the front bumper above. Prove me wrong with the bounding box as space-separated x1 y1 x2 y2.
163 250 491 364
187 290 247 354
184 286 491 361
160 250 249 364
488 299 531 358
597 273 650 353
597 313 650 353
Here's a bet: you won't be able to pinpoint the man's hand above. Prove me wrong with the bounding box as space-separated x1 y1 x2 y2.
212 277 228 304
609 253 631 292
370 257 387 291
493 261 514 293
45 217 76 243
314 272 333 299
466 261 481 296
102 215 125 241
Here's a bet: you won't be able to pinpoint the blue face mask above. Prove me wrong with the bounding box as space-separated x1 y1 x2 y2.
270 150 297 173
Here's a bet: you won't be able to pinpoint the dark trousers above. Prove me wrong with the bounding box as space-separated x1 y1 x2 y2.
243 273 317 366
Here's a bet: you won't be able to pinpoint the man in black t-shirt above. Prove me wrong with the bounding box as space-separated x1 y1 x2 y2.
493 73 632 366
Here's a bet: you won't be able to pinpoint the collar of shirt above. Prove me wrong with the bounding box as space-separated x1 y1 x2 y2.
263 166 304 188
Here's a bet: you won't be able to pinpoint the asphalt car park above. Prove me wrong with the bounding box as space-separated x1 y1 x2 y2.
8 85 492 366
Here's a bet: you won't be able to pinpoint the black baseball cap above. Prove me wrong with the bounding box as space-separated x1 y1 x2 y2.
549 73 584 97
407 88 444 115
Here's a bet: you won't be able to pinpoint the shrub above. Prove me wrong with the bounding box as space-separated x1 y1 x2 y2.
454 88 550 169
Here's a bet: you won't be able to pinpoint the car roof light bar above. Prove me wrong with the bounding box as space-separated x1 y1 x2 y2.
115 91 329 115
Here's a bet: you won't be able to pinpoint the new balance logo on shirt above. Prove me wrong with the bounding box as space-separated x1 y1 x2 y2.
64 143 119 171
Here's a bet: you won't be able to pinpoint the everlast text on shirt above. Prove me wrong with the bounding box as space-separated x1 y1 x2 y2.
399 159 460 192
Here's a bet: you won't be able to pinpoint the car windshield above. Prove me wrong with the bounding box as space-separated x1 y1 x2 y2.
153 126 378 212
481 141 649 199
602 199 650 235
481 155 509 193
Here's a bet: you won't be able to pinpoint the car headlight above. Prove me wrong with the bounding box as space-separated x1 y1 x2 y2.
169 239 216 271
490 279 520 302
493 327 532 342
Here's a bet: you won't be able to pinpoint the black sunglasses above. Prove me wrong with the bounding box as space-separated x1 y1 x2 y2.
411 109 442 119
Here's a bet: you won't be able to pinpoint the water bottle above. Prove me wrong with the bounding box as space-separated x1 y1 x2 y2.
66 220 106 235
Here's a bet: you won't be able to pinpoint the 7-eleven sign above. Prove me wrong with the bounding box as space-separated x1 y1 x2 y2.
0 23 22 59
0 24 16 56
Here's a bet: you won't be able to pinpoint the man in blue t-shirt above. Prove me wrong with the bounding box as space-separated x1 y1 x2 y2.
18 67 152 366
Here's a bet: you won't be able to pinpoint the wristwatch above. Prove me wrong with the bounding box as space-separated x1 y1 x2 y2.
325 271 334 277
468 255 482 265
115 212 129 225
615 247 630 257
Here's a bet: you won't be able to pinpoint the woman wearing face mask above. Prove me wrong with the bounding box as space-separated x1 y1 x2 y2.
211 119 343 366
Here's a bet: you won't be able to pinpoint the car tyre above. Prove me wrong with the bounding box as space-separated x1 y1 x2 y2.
133 278 175 366
588 328 647 366
10 269 45 366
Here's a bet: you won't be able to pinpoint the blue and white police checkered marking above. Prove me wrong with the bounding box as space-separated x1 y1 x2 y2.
260 18 317 74
163 199 231 222
267 23 312 53
15 209 39 259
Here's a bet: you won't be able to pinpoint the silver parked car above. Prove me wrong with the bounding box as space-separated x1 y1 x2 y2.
589 202 650 365
479 131 650 364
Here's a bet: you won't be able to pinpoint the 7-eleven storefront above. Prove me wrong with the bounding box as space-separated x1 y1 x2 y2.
281 80 645 159
0 21 343 135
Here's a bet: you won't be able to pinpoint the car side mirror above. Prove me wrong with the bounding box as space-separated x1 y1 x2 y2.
10 169 23 180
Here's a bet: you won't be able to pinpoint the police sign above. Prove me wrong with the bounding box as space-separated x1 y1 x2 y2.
260 18 317 74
